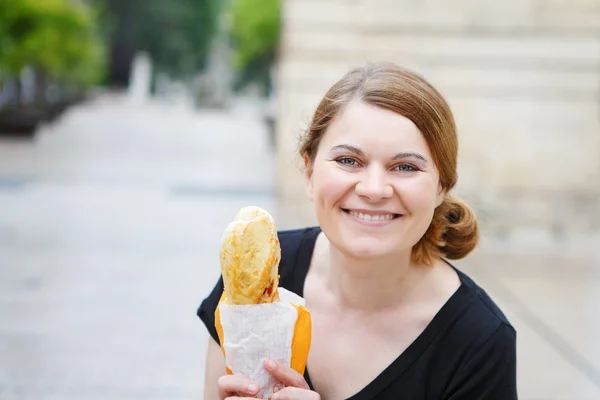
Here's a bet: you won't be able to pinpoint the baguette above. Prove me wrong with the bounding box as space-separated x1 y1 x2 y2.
220 206 281 305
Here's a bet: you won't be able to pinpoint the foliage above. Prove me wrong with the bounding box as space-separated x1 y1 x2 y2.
227 0 281 94
0 0 107 86
94 0 220 80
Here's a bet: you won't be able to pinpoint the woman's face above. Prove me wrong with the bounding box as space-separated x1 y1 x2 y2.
305 100 445 260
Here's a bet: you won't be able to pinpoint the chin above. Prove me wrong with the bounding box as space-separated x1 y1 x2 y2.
337 233 402 260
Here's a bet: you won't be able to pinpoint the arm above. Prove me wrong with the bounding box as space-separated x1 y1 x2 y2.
198 275 226 400
204 337 227 400
444 323 518 400
199 277 260 399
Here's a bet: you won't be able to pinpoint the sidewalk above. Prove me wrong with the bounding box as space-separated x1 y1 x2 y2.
0 95 276 399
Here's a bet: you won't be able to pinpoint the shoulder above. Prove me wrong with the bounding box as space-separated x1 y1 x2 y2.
278 226 321 254
458 266 513 327
438 265 518 397
444 261 516 357
277 227 313 276
277 226 321 290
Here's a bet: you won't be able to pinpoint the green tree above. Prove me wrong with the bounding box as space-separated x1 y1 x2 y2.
94 0 220 83
0 0 106 87
227 0 281 94
149 0 220 77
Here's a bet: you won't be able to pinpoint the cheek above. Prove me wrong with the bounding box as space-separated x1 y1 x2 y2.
312 166 354 205
396 176 440 210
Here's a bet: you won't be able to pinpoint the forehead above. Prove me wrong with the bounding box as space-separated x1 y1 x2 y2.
322 100 430 155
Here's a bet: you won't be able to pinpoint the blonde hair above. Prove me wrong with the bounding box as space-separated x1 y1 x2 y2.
298 61 479 265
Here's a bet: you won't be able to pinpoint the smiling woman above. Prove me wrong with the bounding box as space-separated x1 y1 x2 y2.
198 62 517 400
299 63 478 266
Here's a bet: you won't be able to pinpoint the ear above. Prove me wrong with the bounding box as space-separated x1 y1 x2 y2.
436 184 446 208
303 153 314 202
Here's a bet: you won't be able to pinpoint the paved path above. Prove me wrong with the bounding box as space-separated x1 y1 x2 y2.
0 95 277 399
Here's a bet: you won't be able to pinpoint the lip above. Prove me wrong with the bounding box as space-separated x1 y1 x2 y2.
341 208 401 227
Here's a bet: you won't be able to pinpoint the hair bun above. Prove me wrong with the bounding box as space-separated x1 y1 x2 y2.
439 196 479 260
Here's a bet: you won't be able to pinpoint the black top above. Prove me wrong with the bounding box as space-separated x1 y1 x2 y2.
197 227 518 399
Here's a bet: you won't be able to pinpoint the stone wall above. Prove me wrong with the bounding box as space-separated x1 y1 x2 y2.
275 0 600 244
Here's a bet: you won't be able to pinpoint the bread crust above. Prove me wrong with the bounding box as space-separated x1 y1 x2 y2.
220 206 281 305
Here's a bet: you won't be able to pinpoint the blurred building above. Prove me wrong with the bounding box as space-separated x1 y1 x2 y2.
275 0 600 246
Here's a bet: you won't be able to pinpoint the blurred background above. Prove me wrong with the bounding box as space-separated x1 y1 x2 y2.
0 0 599 399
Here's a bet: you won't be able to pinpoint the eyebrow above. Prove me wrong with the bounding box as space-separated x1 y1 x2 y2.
330 144 428 164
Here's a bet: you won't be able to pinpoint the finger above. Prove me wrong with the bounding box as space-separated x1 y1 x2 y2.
225 398 259 400
218 375 259 397
264 359 310 390
271 387 321 400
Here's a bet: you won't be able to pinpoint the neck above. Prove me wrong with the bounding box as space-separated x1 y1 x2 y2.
326 243 428 311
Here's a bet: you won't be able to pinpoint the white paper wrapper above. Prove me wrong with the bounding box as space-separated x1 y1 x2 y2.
218 288 306 399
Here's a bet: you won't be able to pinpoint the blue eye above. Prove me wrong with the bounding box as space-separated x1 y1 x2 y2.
336 157 359 167
394 164 417 172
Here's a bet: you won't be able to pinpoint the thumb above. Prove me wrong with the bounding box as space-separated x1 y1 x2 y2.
264 359 310 390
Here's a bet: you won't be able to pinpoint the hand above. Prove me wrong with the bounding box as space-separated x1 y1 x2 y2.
265 359 320 400
217 374 259 400
221 360 320 400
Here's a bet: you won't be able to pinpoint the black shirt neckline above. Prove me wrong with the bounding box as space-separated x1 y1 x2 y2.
293 226 476 400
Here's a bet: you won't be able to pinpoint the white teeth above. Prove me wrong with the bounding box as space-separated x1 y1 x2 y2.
348 211 395 221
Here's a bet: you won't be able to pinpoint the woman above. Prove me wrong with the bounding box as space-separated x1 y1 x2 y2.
198 62 518 399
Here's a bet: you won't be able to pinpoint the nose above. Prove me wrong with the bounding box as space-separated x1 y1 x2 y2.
355 166 393 201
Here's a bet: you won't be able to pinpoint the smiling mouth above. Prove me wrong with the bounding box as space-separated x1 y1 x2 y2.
342 209 402 221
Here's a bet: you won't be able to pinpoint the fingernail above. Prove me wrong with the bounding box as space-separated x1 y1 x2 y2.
248 383 258 393
267 359 276 369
